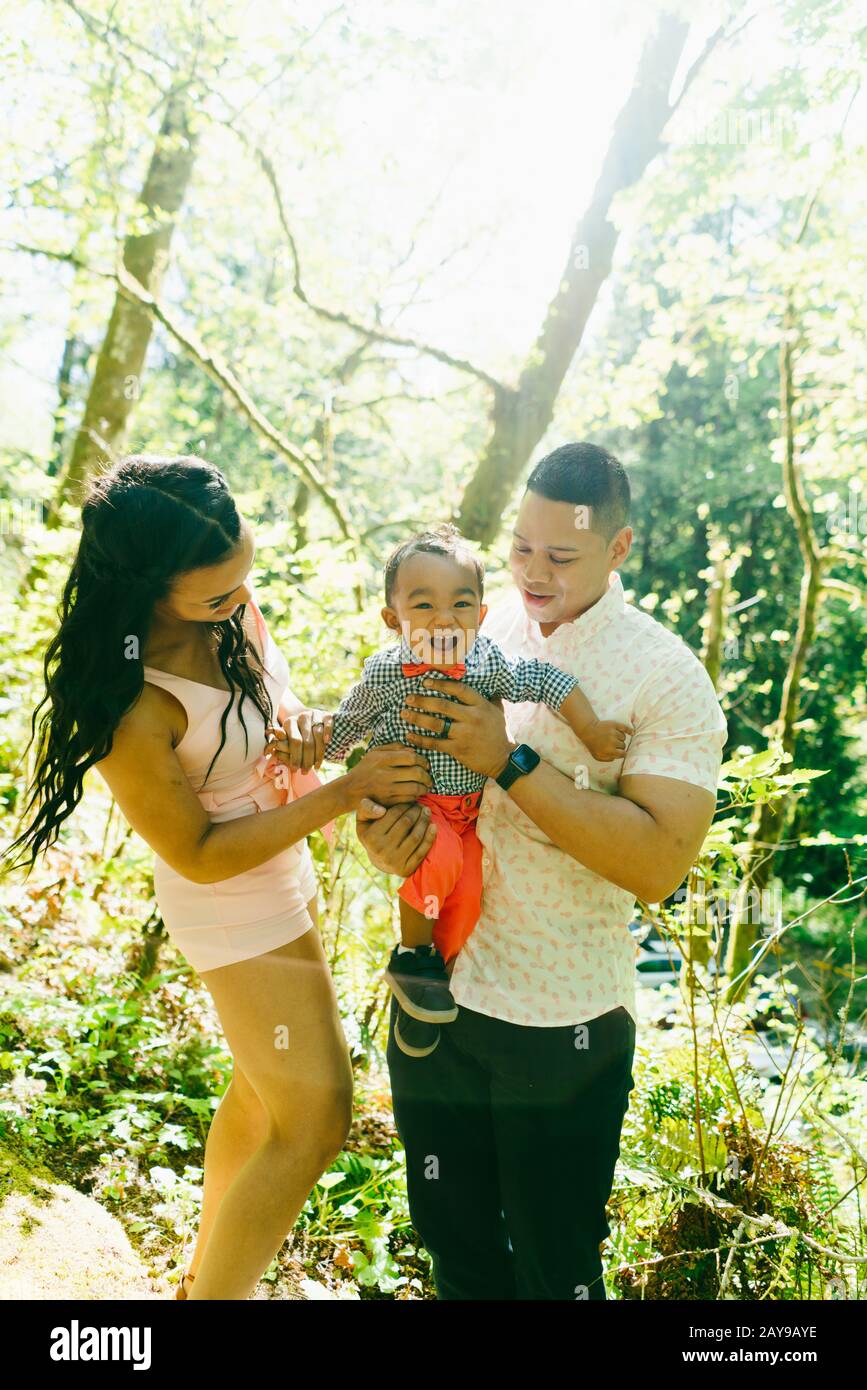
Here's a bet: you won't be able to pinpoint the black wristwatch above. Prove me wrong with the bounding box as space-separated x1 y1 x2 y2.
495 742 541 791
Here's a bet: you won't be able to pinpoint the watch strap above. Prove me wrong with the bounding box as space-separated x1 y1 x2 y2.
495 743 540 791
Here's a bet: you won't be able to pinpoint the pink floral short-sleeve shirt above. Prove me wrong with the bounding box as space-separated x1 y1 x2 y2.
449 572 728 1027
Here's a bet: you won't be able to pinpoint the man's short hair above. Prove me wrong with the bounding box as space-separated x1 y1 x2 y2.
384 522 485 606
525 442 630 540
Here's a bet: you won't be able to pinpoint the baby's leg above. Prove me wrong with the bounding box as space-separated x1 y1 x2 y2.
389 805 463 1049
397 807 462 944
399 898 436 948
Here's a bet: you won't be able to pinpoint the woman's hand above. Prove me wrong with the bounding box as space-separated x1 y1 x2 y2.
355 798 437 876
265 708 334 772
400 678 514 779
344 742 432 809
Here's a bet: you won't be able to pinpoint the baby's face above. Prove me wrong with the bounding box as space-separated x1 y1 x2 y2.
382 552 487 666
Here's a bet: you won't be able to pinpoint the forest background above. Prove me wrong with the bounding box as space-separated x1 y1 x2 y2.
0 0 864 1300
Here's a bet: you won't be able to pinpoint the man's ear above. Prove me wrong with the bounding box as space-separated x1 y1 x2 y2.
381 606 401 634
609 526 633 570
479 602 489 626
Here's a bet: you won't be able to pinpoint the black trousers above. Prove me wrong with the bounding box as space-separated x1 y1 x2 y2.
387 997 636 1300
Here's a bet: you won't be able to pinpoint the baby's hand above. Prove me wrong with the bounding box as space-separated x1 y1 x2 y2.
583 718 631 762
265 709 334 772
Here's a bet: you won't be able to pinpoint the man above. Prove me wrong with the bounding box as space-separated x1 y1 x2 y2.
357 441 727 1300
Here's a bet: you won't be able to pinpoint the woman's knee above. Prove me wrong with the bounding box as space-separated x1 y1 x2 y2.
314 1067 354 1160
317 1082 354 1164
227 1066 267 1120
265 1067 353 1167
268 1101 351 1173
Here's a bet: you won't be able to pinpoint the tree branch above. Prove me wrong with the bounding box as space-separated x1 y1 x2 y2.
668 23 727 115
233 132 507 393
821 577 863 609
60 0 507 395
4 240 358 544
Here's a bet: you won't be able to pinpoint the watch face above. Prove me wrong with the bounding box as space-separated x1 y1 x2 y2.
511 744 540 774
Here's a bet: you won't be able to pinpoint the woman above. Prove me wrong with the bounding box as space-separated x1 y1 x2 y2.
7 453 436 1300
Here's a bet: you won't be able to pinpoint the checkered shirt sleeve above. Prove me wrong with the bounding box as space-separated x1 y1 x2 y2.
323 651 402 761
473 638 580 710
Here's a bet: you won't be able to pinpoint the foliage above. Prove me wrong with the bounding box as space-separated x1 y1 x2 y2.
0 0 865 1299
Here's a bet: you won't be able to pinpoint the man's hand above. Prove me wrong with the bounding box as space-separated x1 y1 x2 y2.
356 797 437 876
399 677 514 779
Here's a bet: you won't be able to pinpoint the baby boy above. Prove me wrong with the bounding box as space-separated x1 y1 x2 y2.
323 524 630 1057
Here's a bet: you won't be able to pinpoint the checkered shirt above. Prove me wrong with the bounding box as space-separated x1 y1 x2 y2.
324 631 579 794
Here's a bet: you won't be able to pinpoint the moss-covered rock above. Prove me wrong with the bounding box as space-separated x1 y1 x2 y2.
0 1138 160 1299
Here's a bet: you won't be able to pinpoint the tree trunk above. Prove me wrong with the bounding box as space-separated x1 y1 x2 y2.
723 308 825 995
701 528 740 692
701 560 727 693
456 14 690 544
49 334 81 477
51 91 196 512
292 480 310 550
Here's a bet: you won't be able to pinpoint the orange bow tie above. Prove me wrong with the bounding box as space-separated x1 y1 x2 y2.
401 661 466 679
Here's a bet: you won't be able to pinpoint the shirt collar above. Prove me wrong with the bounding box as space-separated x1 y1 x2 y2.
521 571 626 650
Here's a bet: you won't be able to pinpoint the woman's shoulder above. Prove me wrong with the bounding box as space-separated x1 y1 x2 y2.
108 680 188 759
94 681 190 813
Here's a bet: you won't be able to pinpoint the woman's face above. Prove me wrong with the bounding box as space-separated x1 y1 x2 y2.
154 518 257 624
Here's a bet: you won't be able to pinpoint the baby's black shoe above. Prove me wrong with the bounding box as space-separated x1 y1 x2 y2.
393 1007 440 1058
385 944 458 1023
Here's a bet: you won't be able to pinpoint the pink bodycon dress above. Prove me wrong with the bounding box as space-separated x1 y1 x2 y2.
142 595 328 974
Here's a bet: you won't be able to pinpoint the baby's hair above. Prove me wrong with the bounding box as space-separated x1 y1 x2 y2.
384 523 485 606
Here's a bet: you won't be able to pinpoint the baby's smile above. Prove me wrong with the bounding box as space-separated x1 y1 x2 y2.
405 624 477 666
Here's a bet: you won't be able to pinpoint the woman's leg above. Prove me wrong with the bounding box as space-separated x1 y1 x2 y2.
186 897 353 1299
182 894 323 1281
182 1065 268 1283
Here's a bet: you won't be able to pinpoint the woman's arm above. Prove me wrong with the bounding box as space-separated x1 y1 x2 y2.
97 687 432 884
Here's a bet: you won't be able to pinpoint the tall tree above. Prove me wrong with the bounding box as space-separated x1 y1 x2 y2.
724 302 839 992
51 89 195 512
454 13 702 544
234 12 724 550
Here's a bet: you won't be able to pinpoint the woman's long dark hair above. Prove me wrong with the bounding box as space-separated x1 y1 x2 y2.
6 454 273 871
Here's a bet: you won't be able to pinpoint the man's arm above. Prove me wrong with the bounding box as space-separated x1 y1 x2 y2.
504 761 716 903
398 678 717 903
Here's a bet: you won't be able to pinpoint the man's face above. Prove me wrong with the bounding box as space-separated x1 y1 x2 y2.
509 489 632 633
